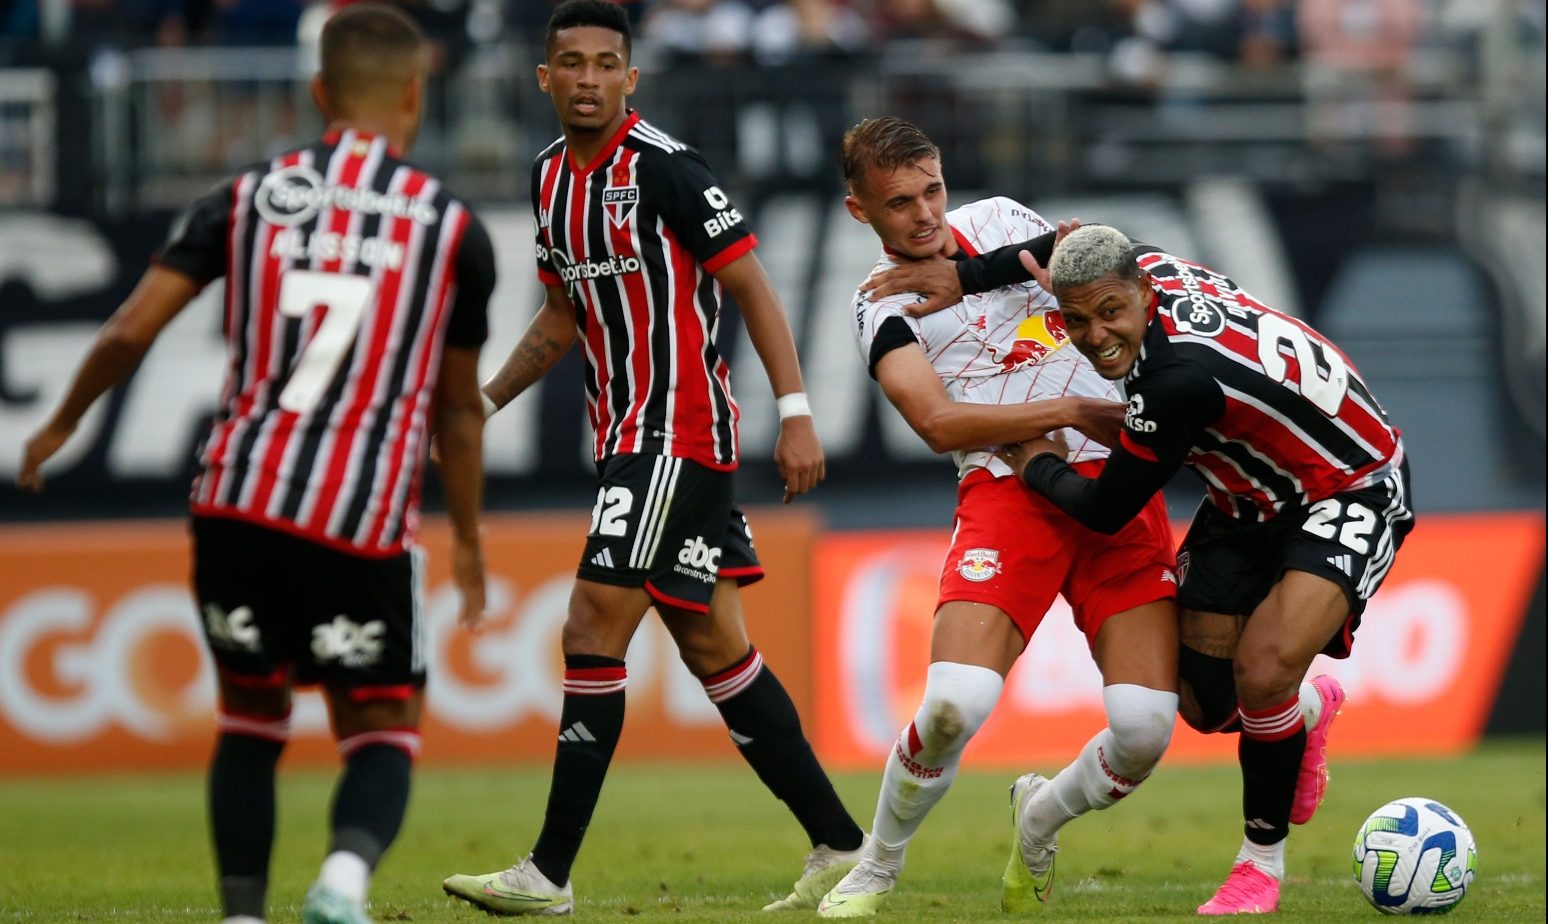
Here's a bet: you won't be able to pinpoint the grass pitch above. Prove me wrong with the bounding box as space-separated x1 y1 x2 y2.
1 738 1542 923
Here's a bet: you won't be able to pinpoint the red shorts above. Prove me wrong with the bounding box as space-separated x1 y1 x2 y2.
938 462 1178 649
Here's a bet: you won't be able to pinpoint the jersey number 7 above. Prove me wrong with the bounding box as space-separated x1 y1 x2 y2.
276 270 375 414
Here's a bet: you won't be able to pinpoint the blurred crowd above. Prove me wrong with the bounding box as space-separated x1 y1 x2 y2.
0 0 1514 73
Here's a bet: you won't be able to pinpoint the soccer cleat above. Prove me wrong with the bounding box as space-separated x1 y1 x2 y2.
1196 861 1280 915
441 855 573 916
762 836 868 911
1291 674 1347 825
301 882 373 924
816 859 897 918
1002 772 1058 911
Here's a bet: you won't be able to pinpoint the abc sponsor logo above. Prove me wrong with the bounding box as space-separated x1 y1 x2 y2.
674 536 721 584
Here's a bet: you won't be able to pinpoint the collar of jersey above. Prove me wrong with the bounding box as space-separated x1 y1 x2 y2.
322 128 399 158
568 110 642 177
881 224 979 260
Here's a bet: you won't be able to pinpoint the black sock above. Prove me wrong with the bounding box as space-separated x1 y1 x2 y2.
329 739 415 867
209 731 284 918
705 648 862 851
1238 696 1306 845
530 655 627 886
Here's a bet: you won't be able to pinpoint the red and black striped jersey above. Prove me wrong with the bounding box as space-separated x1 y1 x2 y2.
531 111 756 470
1119 246 1403 521
157 129 495 556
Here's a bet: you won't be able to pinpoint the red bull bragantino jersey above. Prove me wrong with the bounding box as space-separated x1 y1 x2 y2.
850 196 1118 478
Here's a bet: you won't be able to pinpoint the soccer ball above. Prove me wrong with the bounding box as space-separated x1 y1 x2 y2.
1352 797 1478 914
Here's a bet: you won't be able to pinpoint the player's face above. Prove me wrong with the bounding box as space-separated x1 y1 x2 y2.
1057 271 1151 379
845 157 953 260
538 26 638 135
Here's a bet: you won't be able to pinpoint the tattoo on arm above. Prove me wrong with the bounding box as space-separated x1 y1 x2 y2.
488 330 568 406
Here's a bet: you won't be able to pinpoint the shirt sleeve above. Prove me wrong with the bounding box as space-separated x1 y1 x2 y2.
444 208 495 349
954 229 1054 295
155 180 234 285
868 316 920 379
1023 363 1224 533
643 148 756 272
530 169 560 287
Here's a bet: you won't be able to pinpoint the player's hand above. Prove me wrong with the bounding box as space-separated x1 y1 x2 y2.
451 533 487 631
996 432 1069 479
859 257 962 317
1067 395 1126 448
774 415 825 504
17 421 74 492
1018 219 1081 291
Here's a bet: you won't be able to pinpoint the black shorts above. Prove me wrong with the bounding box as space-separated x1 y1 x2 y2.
576 454 763 613
1176 459 1414 658
191 515 425 692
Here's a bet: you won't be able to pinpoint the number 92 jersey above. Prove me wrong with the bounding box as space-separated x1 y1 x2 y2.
1123 246 1402 523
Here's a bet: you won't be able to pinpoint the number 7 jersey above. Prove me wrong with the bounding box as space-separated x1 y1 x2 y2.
1123 246 1402 522
156 129 495 555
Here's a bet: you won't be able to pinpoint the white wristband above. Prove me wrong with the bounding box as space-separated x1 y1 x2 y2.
776 392 812 421
481 392 499 419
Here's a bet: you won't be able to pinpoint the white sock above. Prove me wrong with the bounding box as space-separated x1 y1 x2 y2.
868 661 1002 871
222 917 265 924
318 850 370 904
1235 836 1286 880
1298 680 1322 727
1028 684 1178 840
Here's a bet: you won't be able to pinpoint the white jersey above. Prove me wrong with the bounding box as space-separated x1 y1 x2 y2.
851 196 1119 479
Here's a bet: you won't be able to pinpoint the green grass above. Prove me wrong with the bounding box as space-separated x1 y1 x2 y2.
2 738 1543 923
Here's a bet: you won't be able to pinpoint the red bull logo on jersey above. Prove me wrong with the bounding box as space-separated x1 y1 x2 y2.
957 547 1003 582
992 309 1069 370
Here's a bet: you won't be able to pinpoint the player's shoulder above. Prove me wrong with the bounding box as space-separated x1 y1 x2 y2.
532 134 567 169
624 118 718 177
851 255 920 326
946 196 1050 251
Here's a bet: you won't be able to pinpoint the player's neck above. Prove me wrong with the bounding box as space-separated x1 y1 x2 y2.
563 112 630 168
324 117 408 156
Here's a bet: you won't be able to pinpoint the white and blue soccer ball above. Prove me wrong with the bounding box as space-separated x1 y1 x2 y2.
1353 797 1478 914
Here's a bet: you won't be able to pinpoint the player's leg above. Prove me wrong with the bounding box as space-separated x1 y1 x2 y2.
191 516 293 924
304 689 424 924
819 600 1019 919
1006 490 1180 910
659 576 865 912
289 542 429 924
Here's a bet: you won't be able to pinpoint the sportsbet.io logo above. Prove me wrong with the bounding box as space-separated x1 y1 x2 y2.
255 164 440 228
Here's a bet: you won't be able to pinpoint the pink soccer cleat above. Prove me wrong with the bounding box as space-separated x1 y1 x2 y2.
1291 674 1347 825
1197 862 1280 915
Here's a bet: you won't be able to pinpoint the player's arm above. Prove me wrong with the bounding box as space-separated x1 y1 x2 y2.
481 283 577 415
713 251 823 503
17 266 201 491
432 344 488 629
859 222 1076 315
1003 367 1222 533
873 337 1116 453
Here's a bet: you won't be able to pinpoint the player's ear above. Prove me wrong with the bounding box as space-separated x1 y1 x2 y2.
536 63 550 93
624 66 639 97
844 194 868 224
403 74 423 119
309 73 332 121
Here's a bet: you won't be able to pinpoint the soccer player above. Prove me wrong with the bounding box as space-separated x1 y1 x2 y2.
438 1 863 915
815 117 1182 918
958 224 1408 914
15 6 492 924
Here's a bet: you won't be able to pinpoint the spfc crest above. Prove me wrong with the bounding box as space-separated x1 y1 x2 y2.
603 185 638 226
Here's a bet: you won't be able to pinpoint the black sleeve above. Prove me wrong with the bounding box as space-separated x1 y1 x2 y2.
444 209 495 349
643 148 756 271
867 315 919 379
954 230 1055 295
155 180 234 285
1023 364 1223 533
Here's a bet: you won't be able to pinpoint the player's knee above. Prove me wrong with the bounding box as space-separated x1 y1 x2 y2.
1102 684 1177 771
1178 646 1238 732
916 661 1002 757
1232 641 1302 704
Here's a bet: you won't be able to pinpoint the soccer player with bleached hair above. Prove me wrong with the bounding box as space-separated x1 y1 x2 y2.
816 117 1184 918
881 222 1410 914
18 5 494 923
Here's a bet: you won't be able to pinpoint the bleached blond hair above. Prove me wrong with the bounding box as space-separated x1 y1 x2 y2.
1048 225 1138 292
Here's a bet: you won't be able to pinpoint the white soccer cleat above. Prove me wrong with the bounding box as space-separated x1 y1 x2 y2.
816 858 897 919
441 854 573 916
1002 772 1058 911
762 836 869 911
301 882 373 924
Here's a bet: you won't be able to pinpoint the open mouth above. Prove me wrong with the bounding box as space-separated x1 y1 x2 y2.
572 96 601 116
1094 343 1122 362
